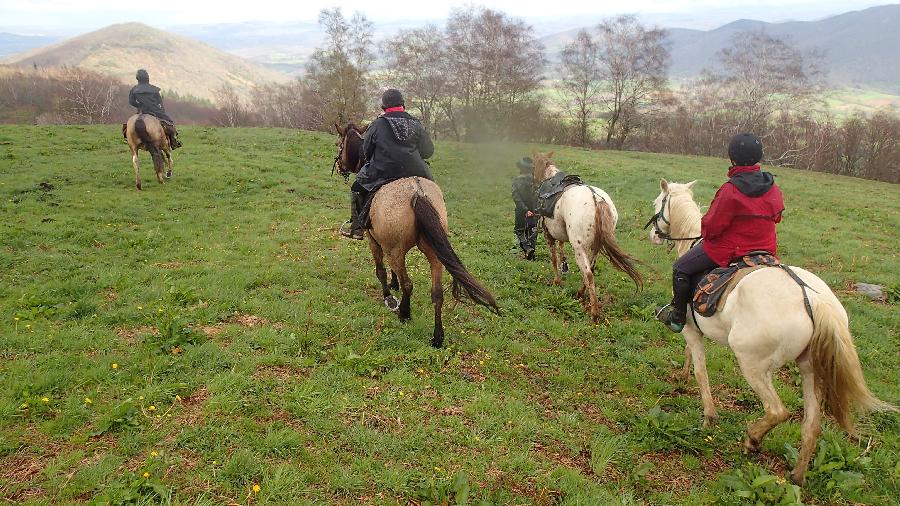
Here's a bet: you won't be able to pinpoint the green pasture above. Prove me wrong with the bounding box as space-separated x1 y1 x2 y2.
0 125 897 504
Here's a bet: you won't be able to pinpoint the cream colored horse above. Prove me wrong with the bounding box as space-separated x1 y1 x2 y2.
532 151 642 321
649 179 895 485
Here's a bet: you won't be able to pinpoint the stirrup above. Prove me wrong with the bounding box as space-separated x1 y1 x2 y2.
655 304 685 333
339 220 364 240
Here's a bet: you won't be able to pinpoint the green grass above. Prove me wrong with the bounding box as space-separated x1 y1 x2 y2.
0 125 897 504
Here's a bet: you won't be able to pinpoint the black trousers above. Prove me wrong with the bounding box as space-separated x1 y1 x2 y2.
670 242 718 317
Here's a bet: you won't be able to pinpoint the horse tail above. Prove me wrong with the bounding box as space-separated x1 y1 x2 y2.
135 116 165 174
412 194 499 313
593 196 643 290
807 295 897 433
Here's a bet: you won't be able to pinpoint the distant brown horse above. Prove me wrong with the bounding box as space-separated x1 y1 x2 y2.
367 177 499 347
123 114 173 190
333 123 367 179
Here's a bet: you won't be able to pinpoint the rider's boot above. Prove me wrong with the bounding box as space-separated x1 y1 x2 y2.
656 272 691 332
340 191 365 240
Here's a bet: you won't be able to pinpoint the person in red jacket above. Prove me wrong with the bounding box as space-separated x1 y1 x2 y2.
657 133 785 332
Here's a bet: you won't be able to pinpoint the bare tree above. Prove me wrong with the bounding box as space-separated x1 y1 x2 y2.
380 26 449 135
558 29 603 147
445 6 545 140
702 29 824 139
213 83 252 127
304 8 375 129
56 67 118 124
596 15 670 149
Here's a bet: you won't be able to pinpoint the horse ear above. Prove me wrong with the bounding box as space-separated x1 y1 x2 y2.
547 150 554 158
686 180 697 189
660 179 669 192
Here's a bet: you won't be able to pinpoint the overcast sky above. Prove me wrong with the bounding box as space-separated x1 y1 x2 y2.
0 0 891 34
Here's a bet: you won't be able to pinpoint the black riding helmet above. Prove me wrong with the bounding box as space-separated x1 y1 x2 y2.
728 133 763 166
136 69 149 83
517 157 533 173
381 89 404 110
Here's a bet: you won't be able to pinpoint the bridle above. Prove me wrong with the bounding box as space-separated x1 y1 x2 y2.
643 193 702 250
332 128 363 182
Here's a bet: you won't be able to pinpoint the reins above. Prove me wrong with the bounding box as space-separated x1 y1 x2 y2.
332 128 364 182
643 193 703 249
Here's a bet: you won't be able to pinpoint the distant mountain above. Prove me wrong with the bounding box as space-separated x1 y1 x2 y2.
2 22 290 101
0 32 58 59
540 4 900 94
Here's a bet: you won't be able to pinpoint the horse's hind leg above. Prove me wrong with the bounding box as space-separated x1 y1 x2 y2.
558 242 569 274
131 149 141 190
368 237 398 311
736 354 790 452
546 232 561 286
572 246 600 322
387 251 413 321
389 270 400 291
164 150 173 178
790 353 821 486
419 239 444 347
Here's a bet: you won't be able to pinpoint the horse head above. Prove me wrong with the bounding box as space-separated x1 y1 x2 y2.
531 149 555 184
334 122 367 177
648 179 697 246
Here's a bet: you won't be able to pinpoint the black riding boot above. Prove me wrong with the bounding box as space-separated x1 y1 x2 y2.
340 191 365 240
656 272 692 332
163 123 182 149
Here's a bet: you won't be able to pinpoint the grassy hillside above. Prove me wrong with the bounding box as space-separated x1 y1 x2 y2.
3 23 289 101
0 126 897 504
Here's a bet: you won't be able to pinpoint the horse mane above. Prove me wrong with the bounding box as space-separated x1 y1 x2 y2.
668 188 703 238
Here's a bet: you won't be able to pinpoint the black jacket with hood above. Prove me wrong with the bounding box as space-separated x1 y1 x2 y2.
128 82 173 123
355 111 434 192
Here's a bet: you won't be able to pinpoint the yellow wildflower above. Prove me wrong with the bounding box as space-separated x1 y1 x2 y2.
84 398 92 404
111 363 118 369
41 397 49 403
252 484 261 493
150 451 158 457
137 306 143 310
143 472 150 478
148 405 156 411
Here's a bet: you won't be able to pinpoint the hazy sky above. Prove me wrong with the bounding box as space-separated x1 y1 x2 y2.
0 0 890 34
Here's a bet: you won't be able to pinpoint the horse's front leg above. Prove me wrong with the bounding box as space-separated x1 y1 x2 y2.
164 150 173 178
131 149 142 190
683 324 718 425
680 344 693 380
389 270 400 291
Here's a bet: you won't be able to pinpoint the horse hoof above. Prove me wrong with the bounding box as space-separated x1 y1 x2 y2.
561 262 569 274
743 437 760 453
789 471 805 487
165 170 172 178
431 333 444 348
703 413 719 428
384 295 400 312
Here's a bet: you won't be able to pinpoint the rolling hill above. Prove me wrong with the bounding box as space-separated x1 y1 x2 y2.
541 4 900 93
2 22 290 101
0 32 58 59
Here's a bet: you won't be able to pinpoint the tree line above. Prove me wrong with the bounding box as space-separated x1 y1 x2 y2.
0 6 896 182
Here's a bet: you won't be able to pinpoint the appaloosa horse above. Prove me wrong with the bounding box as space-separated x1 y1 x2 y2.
366 177 499 347
648 179 896 485
532 150 643 322
123 113 173 190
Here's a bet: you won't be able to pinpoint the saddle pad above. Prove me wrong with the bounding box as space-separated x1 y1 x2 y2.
692 253 780 317
536 172 585 218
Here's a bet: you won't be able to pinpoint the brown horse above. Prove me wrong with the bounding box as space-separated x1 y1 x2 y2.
367 177 499 347
333 123 367 179
123 114 173 190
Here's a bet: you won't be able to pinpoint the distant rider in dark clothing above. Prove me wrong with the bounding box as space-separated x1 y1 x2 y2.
512 157 538 259
128 69 182 149
340 89 435 240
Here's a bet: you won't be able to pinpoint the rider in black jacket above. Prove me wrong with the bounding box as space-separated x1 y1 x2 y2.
341 89 434 239
128 69 182 149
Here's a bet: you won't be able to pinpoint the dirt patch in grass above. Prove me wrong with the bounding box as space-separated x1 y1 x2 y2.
175 386 209 428
531 440 594 477
115 325 159 344
578 403 622 433
155 261 184 269
228 314 269 327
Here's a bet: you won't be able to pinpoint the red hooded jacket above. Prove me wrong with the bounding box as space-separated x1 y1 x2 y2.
701 165 785 266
